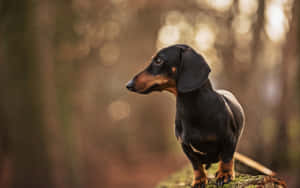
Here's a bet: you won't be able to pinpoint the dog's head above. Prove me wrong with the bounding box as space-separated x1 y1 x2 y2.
126 44 211 95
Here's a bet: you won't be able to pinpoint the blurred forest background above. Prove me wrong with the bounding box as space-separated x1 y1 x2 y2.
0 0 300 187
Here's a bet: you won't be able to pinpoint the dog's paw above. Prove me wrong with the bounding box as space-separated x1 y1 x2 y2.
215 170 233 187
192 176 207 188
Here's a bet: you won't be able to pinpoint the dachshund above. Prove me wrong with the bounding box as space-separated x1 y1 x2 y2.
126 44 245 188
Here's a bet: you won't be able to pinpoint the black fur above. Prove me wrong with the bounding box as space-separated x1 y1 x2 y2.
127 44 245 177
177 46 211 92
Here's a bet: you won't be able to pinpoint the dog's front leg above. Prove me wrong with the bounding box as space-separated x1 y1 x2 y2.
192 164 208 188
216 138 236 186
215 158 235 186
181 144 207 188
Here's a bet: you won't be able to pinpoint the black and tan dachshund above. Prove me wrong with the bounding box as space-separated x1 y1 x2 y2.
126 44 245 188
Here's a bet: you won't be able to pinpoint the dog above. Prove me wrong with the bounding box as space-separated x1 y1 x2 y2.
126 44 245 188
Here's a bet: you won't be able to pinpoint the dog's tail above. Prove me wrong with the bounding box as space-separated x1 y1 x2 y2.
234 152 276 176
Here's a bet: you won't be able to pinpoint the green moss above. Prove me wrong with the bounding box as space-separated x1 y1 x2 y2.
156 164 282 188
245 185 258 188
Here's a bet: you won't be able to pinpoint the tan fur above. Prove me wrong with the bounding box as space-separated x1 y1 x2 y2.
134 71 177 95
216 159 235 183
164 87 177 96
193 164 208 186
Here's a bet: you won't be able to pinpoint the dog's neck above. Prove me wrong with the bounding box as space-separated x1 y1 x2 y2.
200 79 213 90
176 79 219 118
177 79 213 95
165 80 213 97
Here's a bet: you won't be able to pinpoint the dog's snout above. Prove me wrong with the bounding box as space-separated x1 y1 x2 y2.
126 79 135 91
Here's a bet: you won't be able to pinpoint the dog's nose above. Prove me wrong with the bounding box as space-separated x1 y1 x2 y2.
126 79 135 91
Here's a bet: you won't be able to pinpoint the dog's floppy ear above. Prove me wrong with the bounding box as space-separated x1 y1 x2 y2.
177 47 211 93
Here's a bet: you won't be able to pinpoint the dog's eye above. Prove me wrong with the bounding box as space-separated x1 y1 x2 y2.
154 57 164 65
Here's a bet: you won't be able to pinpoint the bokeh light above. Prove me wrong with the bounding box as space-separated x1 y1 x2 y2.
265 1 288 43
239 0 258 15
158 25 180 46
99 42 120 67
233 15 252 35
108 100 131 121
195 24 216 51
205 0 233 11
165 11 185 25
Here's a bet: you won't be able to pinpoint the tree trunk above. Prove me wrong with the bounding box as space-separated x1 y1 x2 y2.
0 0 53 187
272 0 298 170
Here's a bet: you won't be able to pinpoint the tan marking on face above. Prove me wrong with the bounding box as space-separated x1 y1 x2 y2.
165 87 177 96
134 71 177 95
193 164 208 186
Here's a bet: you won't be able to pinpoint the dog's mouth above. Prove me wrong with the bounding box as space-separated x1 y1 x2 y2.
126 71 176 95
126 79 161 94
139 84 161 94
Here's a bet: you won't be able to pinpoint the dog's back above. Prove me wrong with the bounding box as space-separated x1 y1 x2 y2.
217 89 245 138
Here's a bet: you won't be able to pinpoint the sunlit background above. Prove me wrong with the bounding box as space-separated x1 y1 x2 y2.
0 0 300 187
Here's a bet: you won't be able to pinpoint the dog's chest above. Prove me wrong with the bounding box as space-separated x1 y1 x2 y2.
176 119 220 153
175 91 226 153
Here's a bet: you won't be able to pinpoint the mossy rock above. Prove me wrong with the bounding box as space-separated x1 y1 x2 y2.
156 163 286 188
